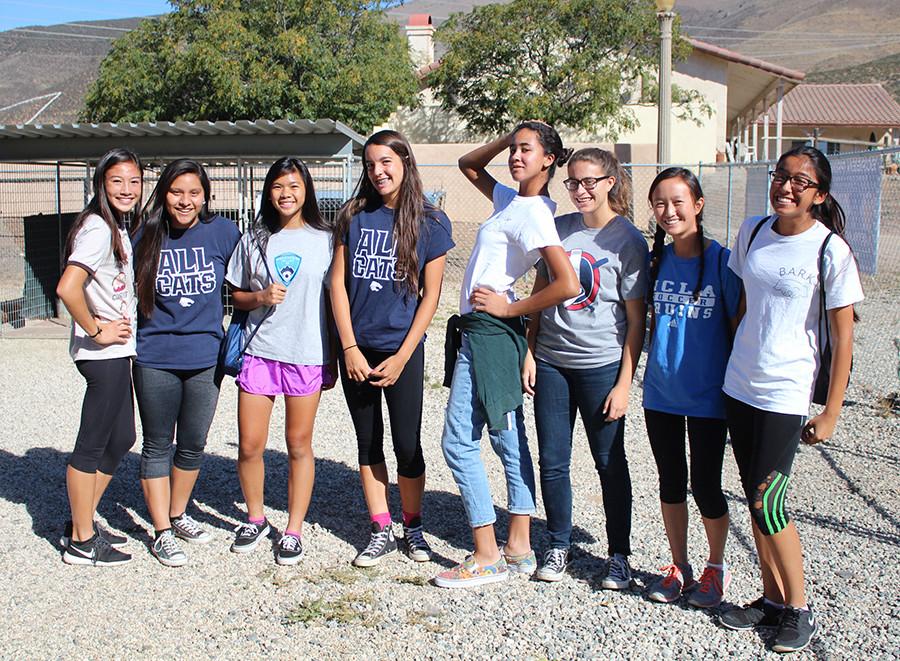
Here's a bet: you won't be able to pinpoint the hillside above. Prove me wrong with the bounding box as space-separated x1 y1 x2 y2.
806 51 900 102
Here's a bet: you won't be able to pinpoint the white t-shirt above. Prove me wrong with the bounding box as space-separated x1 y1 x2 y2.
459 183 560 314
724 215 864 415
67 214 137 361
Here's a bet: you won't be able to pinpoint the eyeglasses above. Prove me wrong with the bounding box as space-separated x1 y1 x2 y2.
769 170 818 193
562 175 612 191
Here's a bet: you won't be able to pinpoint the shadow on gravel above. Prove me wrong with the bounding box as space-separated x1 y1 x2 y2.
1 447 598 564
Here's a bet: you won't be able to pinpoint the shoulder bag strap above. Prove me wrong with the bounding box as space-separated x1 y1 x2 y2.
241 228 276 354
745 215 771 256
817 232 834 360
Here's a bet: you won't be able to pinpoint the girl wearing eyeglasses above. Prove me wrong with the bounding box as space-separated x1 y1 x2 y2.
527 148 648 585
718 146 862 653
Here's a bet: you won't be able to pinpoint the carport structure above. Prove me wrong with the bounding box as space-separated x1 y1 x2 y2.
0 118 366 333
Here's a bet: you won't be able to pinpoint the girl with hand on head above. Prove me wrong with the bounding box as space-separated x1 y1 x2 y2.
330 129 453 568
641 168 741 607
131 159 240 567
435 121 579 589
528 149 648 586
718 146 862 654
56 148 143 566
226 157 335 566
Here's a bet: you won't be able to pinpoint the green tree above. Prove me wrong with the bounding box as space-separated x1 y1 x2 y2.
429 0 707 138
82 0 419 132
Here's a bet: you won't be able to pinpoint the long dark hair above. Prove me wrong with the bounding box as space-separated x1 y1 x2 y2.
254 157 328 254
64 148 143 266
512 120 573 180
647 167 707 303
568 148 632 217
132 159 212 317
336 129 435 295
775 145 846 235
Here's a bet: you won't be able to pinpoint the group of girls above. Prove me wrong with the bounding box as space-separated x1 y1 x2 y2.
58 123 860 654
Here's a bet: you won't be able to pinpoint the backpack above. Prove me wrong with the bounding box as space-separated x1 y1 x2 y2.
745 216 846 406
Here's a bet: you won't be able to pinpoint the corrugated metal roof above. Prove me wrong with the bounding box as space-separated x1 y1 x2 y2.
0 118 366 142
757 84 900 127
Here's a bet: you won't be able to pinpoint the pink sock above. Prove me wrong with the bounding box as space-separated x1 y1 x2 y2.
402 511 421 526
284 530 301 539
371 512 391 529
248 516 265 526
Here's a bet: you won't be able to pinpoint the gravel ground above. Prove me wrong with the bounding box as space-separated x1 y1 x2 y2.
1 293 898 660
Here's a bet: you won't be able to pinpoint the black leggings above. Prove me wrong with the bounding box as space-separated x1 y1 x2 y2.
644 408 728 520
339 342 425 479
724 394 804 536
69 358 136 474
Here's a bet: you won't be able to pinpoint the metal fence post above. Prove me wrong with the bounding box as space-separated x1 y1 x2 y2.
726 163 733 246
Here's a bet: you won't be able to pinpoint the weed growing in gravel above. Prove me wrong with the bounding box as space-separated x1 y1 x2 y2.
395 574 428 586
876 392 899 417
304 565 361 586
283 592 379 627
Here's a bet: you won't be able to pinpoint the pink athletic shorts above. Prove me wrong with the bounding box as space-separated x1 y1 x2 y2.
237 355 335 397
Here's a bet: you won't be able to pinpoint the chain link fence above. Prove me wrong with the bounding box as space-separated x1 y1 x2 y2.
2 148 897 398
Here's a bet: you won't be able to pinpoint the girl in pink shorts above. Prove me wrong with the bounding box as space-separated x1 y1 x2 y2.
225 157 336 565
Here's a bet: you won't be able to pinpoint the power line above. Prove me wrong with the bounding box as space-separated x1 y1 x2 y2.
683 24 900 37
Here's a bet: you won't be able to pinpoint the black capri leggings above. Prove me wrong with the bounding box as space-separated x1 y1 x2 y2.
724 394 804 537
644 408 728 520
69 357 136 475
339 342 425 479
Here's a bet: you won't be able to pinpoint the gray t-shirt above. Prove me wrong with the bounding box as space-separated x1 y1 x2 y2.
535 214 649 368
225 225 333 366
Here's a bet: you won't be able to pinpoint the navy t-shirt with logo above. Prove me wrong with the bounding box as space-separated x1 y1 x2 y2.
345 204 453 352
133 215 241 369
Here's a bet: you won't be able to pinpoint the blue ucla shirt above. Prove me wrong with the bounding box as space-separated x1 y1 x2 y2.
642 241 741 419
345 204 454 352
134 215 241 369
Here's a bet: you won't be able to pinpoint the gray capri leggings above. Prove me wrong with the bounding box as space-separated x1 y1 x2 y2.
133 364 220 479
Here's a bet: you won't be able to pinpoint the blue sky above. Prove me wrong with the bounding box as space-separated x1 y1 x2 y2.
0 0 172 31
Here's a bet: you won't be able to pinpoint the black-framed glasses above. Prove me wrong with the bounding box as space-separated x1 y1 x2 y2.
769 170 818 193
562 175 612 191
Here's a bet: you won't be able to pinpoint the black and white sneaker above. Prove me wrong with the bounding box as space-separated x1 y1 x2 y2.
353 521 397 567
719 596 783 630
60 520 127 549
151 529 188 568
275 534 304 566
63 535 132 567
402 517 432 562
771 605 818 653
230 519 271 554
536 547 570 582
171 513 213 544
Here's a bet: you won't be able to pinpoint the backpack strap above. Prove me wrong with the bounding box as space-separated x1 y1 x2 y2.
241 228 276 355
745 215 771 256
817 231 835 360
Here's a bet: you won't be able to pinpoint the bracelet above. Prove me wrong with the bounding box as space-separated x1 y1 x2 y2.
88 326 102 338
342 344 357 352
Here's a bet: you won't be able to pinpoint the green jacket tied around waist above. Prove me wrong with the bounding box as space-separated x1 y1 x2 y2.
444 312 527 431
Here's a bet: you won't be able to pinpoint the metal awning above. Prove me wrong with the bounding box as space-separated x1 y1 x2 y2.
0 118 366 162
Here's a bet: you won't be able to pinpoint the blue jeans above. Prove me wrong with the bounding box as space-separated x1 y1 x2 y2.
534 359 632 555
441 340 536 527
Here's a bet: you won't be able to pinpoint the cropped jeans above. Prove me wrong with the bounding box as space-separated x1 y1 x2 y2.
441 339 536 528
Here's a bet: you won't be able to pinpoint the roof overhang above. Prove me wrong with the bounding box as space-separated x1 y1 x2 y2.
689 39 805 131
0 119 366 162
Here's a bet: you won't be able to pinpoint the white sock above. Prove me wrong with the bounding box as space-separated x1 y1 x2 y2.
706 561 726 570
